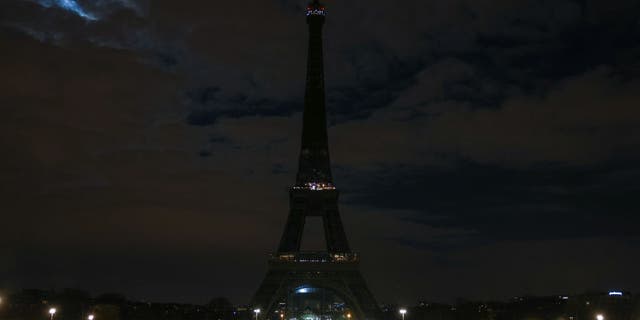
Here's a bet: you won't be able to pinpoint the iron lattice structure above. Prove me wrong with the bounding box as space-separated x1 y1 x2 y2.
251 2 382 320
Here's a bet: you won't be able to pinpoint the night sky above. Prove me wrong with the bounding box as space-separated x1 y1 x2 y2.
1 0 640 306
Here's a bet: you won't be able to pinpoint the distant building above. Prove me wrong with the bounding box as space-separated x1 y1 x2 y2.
565 291 636 320
2 289 638 320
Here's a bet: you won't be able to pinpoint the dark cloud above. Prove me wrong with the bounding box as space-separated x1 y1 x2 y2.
344 158 640 244
1 0 640 305
186 93 298 126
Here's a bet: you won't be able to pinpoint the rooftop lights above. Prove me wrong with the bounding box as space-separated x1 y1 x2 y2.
293 182 335 190
306 7 326 16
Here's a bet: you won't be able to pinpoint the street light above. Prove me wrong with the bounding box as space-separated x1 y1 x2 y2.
596 315 604 320
254 308 261 320
399 308 407 320
49 308 57 320
346 313 352 319
88 314 95 320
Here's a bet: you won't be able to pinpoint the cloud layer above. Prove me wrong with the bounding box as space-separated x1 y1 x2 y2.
1 0 640 304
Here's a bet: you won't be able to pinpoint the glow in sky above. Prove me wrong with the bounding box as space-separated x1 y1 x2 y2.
36 0 98 21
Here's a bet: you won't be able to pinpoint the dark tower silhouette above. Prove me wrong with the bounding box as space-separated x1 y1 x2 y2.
251 2 381 320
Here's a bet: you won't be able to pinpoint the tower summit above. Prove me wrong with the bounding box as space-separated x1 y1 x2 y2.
297 0 331 187
251 2 382 319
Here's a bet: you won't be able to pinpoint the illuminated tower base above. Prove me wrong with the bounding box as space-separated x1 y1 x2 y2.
252 252 381 320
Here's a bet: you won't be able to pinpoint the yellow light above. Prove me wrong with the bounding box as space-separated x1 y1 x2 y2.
347 313 352 319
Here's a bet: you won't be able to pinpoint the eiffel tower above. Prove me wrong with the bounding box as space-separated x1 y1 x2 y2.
251 2 381 320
